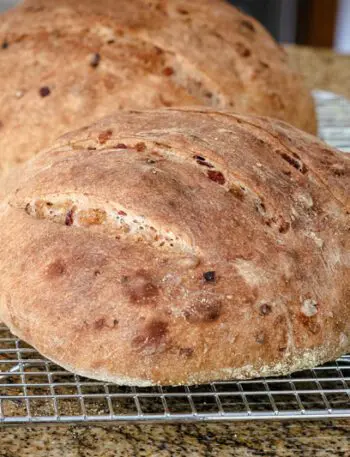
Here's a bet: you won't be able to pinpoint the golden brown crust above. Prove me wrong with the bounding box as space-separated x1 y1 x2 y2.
0 108 348 385
0 0 316 177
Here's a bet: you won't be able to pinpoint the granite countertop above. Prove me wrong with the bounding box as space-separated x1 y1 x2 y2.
1 46 350 457
287 45 350 100
1 421 350 457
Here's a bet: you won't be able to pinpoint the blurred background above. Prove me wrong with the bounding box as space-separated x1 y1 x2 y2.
0 0 349 53
229 0 350 52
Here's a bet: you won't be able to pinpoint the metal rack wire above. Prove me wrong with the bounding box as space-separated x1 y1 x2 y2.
1 90 350 424
314 89 350 152
1 323 350 424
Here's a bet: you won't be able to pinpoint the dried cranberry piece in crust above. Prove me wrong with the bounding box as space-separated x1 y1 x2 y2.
39 86 51 97
259 304 272 316
98 130 113 144
135 142 146 152
207 170 225 185
194 155 214 168
203 271 216 282
65 209 74 226
162 66 174 76
90 53 101 68
240 20 255 33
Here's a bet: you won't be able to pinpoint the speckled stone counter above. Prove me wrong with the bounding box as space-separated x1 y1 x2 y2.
1 421 350 457
1 46 350 457
287 46 350 100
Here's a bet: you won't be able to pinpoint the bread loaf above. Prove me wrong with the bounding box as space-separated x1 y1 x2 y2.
0 0 316 177
0 108 348 385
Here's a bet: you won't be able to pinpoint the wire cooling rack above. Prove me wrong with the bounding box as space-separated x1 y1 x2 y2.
1 324 350 424
314 89 350 151
1 91 350 425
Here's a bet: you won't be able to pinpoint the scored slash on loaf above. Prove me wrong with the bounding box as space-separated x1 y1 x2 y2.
0 108 348 385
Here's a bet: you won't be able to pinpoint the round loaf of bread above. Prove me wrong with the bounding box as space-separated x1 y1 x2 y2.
0 108 348 385
0 0 316 177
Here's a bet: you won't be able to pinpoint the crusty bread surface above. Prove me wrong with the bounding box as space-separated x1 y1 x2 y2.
0 108 348 385
0 0 316 178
